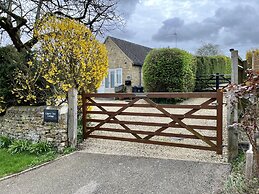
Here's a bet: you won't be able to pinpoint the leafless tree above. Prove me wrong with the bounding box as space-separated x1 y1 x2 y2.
0 0 123 52
196 42 223 56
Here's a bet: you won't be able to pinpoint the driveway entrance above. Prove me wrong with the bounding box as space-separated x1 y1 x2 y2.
82 91 223 154
0 152 230 194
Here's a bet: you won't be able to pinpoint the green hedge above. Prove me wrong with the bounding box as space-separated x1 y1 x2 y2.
143 50 231 94
195 55 231 77
195 55 231 91
143 48 196 93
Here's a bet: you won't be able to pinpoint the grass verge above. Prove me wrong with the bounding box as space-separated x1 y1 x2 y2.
0 135 77 179
0 148 56 178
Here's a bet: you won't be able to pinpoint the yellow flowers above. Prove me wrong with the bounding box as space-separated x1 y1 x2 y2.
12 15 108 106
34 15 108 94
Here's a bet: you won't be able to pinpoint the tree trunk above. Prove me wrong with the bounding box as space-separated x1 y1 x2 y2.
8 29 26 52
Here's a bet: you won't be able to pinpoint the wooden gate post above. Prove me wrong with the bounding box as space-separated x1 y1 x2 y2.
228 49 239 162
82 91 87 139
68 87 78 148
216 90 223 154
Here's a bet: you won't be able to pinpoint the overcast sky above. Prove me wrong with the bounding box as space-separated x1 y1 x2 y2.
105 0 259 58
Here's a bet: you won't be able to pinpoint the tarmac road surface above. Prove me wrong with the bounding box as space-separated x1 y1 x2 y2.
0 152 230 194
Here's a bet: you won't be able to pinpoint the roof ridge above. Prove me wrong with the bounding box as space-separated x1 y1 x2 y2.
107 36 152 66
109 36 152 50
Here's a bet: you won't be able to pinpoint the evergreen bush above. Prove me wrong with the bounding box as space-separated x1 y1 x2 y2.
143 48 196 93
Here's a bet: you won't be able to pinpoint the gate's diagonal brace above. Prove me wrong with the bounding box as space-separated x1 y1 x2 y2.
143 120 176 140
86 97 142 139
144 98 216 140
143 98 217 149
184 98 216 117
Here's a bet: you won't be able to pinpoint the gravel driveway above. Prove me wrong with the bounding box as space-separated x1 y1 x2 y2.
81 96 228 163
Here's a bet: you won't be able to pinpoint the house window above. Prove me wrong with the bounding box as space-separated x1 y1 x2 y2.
105 76 109 88
110 70 115 88
116 68 122 86
103 68 123 89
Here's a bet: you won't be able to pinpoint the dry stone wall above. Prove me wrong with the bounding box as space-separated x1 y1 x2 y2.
0 106 68 151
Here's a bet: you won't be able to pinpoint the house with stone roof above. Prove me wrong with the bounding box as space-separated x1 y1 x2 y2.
98 36 152 93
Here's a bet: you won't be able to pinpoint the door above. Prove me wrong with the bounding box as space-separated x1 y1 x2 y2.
99 68 122 93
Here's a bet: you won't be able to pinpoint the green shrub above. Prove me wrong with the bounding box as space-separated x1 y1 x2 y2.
7 139 55 155
143 48 196 93
0 136 13 148
29 141 53 155
8 139 32 154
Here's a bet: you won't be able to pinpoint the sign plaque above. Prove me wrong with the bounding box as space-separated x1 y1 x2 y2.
44 109 59 123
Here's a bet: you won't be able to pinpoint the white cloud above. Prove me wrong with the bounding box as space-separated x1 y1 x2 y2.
108 0 259 58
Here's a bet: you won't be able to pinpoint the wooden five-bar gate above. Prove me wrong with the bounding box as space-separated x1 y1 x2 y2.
82 91 223 154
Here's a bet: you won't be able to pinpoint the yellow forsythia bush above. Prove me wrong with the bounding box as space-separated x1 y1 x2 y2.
13 15 108 105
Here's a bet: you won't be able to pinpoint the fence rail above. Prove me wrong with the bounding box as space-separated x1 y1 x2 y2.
195 73 231 91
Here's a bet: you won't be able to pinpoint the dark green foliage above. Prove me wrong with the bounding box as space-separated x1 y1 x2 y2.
0 136 13 148
0 46 26 114
195 55 231 77
0 46 52 115
143 48 196 93
29 141 53 155
195 55 231 91
3 137 54 155
8 139 32 154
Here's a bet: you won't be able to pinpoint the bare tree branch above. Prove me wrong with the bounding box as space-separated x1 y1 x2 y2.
0 2 27 26
0 0 123 52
